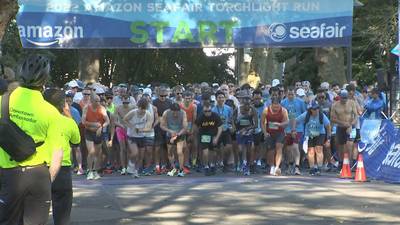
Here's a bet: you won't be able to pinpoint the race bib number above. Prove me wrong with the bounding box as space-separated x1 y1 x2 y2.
350 128 357 139
310 130 320 138
239 119 251 126
268 122 279 130
201 135 212 143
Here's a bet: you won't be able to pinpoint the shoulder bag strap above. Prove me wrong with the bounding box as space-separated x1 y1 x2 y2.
1 93 10 120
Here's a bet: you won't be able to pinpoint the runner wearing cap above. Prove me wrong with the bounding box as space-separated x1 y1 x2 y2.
234 90 258 175
114 94 136 175
293 101 331 176
330 90 359 171
161 103 188 177
261 97 288 176
281 87 306 175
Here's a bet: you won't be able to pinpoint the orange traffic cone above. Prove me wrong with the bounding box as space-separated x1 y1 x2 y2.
354 154 367 182
340 153 352 179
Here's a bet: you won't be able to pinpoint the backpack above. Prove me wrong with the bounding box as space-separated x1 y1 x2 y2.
0 93 42 162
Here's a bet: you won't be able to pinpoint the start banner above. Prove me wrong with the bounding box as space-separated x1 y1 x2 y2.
16 0 353 49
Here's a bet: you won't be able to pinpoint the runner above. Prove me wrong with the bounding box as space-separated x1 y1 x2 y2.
79 87 92 110
82 93 110 180
212 90 234 172
293 101 331 176
234 90 258 176
330 90 359 171
160 103 188 177
153 87 173 174
180 91 197 174
251 89 267 173
114 94 136 175
141 89 157 175
281 87 306 175
124 98 154 178
316 88 335 171
44 89 80 225
196 103 223 176
261 97 288 176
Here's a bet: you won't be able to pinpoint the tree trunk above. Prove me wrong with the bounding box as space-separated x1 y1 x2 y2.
316 47 347 85
251 48 283 84
78 50 100 83
0 0 19 54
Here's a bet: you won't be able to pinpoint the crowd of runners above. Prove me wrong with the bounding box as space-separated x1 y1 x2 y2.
62 78 387 179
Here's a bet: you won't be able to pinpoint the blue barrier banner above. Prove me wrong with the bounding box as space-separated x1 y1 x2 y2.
16 0 353 48
361 120 396 180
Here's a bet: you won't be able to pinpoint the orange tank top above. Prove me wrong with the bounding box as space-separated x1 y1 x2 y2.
180 102 195 122
85 105 105 127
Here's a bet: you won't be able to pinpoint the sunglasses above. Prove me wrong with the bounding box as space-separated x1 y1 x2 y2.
160 95 167 97
203 110 212 113
83 93 91 96
176 93 183 95
106 97 113 100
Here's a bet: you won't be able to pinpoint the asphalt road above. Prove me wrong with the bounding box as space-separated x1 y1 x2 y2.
48 172 400 225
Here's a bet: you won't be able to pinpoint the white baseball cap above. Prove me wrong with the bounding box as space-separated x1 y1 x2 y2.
320 82 330 90
272 79 280 87
296 88 306 97
68 80 79 88
143 88 152 96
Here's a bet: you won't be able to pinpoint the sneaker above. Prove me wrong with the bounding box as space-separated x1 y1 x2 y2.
274 168 281 176
243 166 250 176
86 171 94 180
167 168 177 177
270 166 276 175
177 170 185 177
183 166 191 174
316 168 321 176
126 166 135 175
133 170 140 178
155 166 162 175
121 168 127 175
210 167 216 176
77 168 85 175
309 168 316 176
294 166 301 175
204 167 211 176
93 171 101 180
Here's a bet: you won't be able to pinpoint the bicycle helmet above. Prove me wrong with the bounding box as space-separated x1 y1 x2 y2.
19 54 50 88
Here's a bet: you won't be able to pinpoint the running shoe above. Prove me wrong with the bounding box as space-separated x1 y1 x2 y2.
177 170 185 177
155 166 162 175
93 171 101 180
183 166 191 175
316 168 321 176
270 166 276 175
86 171 94 180
243 166 250 176
309 168 316 176
204 167 211 176
126 166 135 175
77 168 85 175
274 167 281 176
294 166 301 175
133 170 140 178
120 168 127 175
210 167 216 176
167 168 177 177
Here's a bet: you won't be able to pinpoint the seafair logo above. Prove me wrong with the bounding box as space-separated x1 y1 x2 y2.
268 23 347 42
18 25 84 47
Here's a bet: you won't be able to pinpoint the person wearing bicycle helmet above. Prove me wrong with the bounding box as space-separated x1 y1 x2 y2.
0 54 64 225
